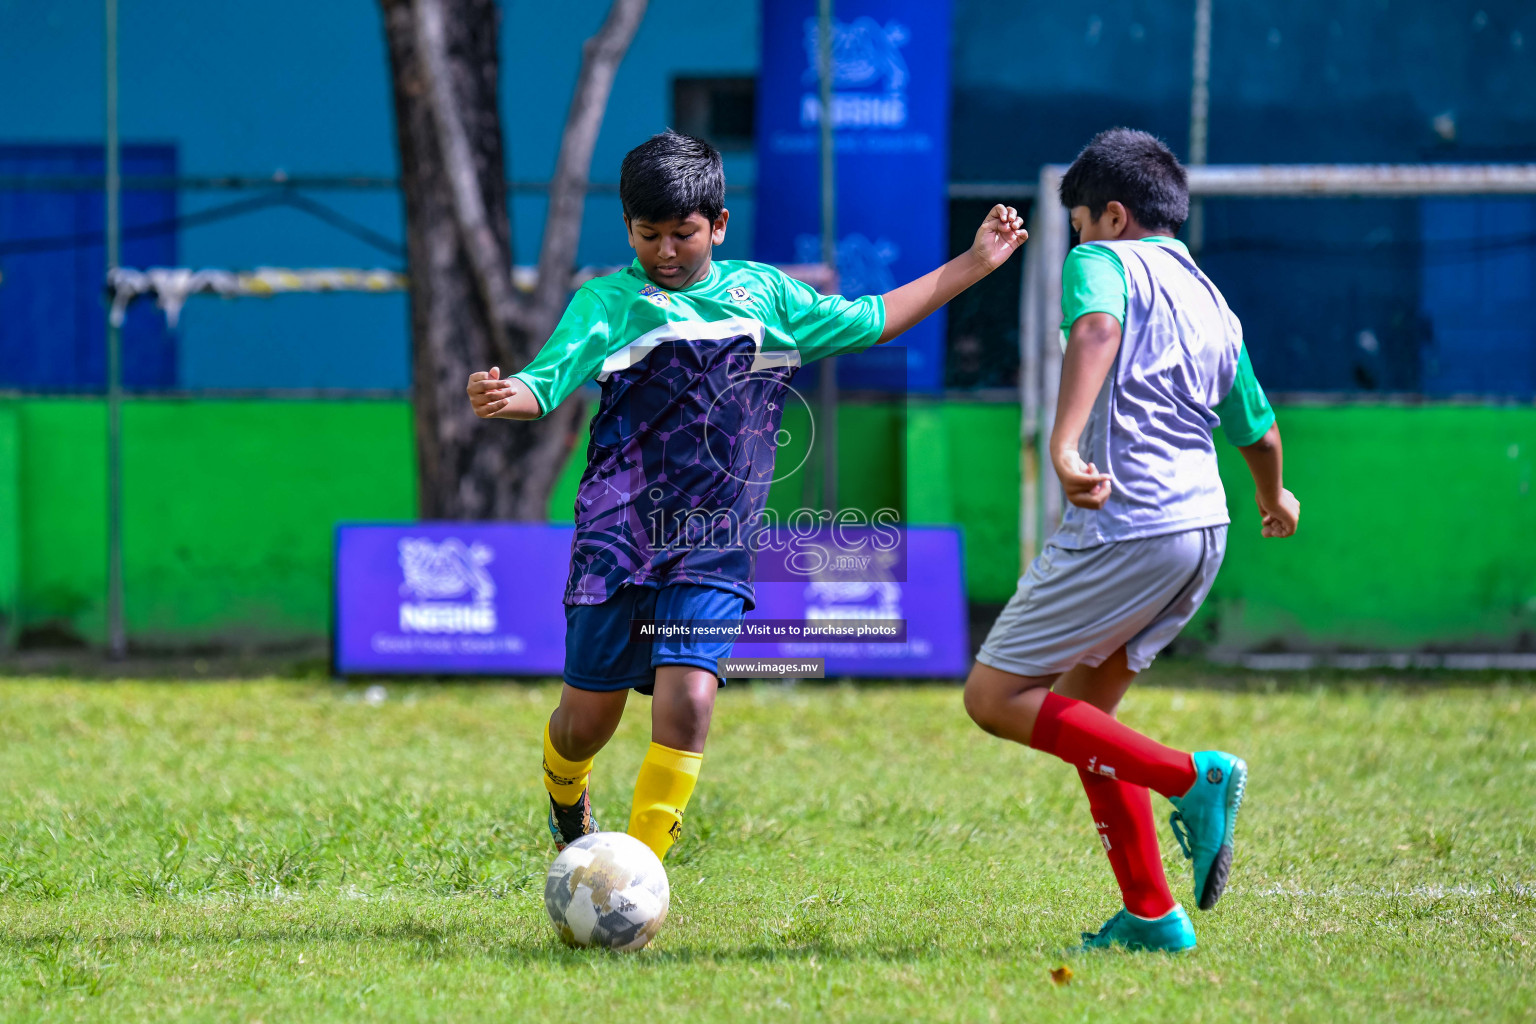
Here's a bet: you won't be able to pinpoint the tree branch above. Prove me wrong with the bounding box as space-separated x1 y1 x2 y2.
414 0 527 360
531 0 649 323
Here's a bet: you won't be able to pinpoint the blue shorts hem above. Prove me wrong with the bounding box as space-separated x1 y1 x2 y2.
653 653 727 678
562 672 654 693
564 662 728 693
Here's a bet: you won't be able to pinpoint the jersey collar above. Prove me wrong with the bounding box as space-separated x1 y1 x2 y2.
630 257 719 293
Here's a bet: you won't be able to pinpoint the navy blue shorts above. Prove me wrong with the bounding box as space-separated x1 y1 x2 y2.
564 583 745 694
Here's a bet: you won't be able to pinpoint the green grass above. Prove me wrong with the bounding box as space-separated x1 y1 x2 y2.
0 673 1532 1022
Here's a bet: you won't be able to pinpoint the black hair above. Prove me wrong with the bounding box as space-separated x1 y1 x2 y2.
619 129 725 225
1058 128 1189 235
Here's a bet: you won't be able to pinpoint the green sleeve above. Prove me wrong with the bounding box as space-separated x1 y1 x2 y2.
1213 344 1276 447
511 286 612 416
775 269 887 362
1060 243 1128 333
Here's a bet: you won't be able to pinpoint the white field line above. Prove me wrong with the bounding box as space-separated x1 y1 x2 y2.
1239 883 1534 899
149 882 1536 906
1222 652 1536 671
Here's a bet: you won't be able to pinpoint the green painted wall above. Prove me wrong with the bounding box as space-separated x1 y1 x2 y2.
905 402 1022 602
0 399 415 647
896 401 1536 650
1205 405 1536 651
2 397 1531 653
0 408 19 646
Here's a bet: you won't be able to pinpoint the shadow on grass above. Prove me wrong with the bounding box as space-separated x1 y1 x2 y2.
5 643 1532 693
0 923 958 969
496 941 948 968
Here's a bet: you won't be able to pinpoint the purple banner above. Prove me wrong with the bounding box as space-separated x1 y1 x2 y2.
334 522 571 675
335 523 968 678
743 526 968 676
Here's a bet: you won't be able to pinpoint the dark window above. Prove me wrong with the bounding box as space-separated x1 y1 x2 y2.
672 76 756 151
945 197 1025 391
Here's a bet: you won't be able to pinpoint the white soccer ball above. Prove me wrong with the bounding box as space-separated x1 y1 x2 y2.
544 832 670 951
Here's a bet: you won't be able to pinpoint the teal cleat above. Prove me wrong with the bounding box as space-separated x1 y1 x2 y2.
1080 905 1196 952
1168 750 1248 910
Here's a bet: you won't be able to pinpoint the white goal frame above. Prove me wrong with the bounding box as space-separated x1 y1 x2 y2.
1016 162 1536 571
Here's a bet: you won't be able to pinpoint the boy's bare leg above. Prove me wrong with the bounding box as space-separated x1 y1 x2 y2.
629 665 718 858
963 645 1153 733
964 653 1194 798
650 665 718 753
1053 645 1136 715
963 662 1059 743
543 683 628 848
548 683 629 761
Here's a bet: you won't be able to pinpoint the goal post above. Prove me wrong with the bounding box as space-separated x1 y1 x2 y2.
1016 162 1536 572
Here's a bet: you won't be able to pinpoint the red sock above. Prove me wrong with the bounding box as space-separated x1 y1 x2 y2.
1029 691 1197 799
1079 769 1176 918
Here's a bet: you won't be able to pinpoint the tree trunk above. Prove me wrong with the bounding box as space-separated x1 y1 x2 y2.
380 0 601 520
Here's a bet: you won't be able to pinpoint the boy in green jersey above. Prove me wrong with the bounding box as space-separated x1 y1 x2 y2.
467 130 1026 859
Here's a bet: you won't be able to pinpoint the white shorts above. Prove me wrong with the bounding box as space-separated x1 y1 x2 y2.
977 525 1227 676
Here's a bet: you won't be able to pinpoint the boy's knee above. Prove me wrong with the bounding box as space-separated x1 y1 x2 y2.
665 681 715 730
963 673 1005 736
550 708 612 760
964 662 1051 739
652 668 717 751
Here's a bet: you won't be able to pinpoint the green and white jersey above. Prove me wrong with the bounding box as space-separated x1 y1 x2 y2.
513 259 886 606
1055 237 1276 548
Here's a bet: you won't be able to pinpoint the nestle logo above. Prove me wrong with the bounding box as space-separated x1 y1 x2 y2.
399 538 494 601
397 537 497 635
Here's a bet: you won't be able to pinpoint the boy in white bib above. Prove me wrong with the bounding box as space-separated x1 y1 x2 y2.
964 129 1301 952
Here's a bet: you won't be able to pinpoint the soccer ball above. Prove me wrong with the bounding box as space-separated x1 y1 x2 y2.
543 832 670 951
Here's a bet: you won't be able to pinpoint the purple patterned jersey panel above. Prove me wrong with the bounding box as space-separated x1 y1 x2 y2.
565 333 793 608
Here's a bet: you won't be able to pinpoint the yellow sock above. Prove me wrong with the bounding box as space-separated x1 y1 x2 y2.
542 721 594 807
627 742 703 860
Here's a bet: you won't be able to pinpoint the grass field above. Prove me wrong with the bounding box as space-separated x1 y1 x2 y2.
0 671 1532 1022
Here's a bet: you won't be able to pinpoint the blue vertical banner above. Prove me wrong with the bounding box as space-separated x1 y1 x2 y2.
755 0 951 393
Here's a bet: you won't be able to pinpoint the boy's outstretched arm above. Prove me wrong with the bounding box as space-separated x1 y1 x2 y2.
876 204 1026 343
1050 312 1121 509
1237 424 1300 537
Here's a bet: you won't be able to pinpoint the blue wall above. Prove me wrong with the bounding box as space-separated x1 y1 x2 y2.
2 1 1533 396
0 0 761 392
949 0 1536 397
1421 199 1536 396
950 0 1536 171
0 0 409 390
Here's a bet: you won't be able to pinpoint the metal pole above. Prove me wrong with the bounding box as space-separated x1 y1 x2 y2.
105 0 126 659
1017 206 1041 574
1035 165 1067 533
817 0 838 513
1187 0 1212 255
